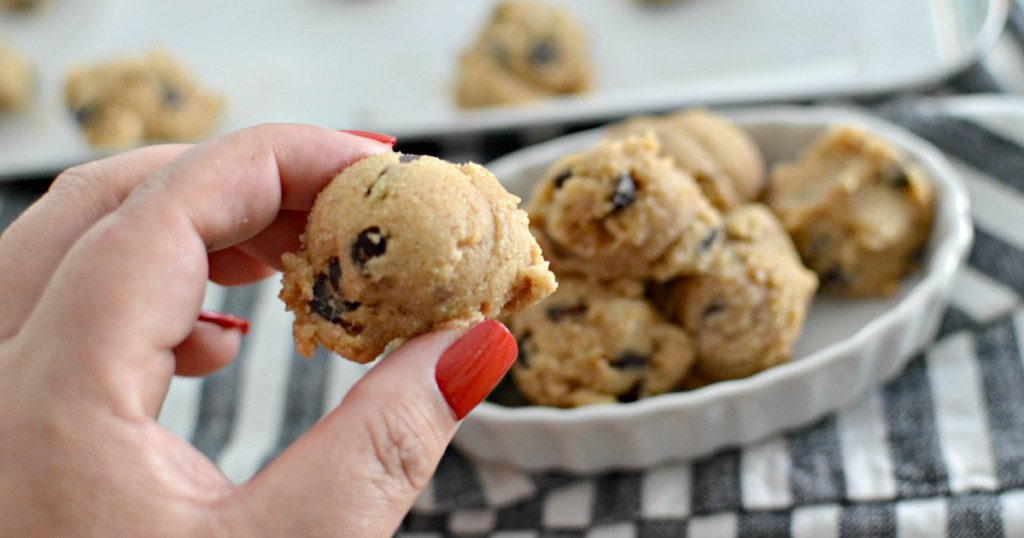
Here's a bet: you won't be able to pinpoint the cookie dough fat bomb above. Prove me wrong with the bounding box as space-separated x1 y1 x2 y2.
456 0 593 108
506 277 695 407
281 153 557 363
64 50 224 147
527 133 723 281
766 126 934 297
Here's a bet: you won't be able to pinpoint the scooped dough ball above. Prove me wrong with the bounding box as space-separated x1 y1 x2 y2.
661 204 818 383
280 153 557 363
766 125 934 297
607 108 766 211
527 132 723 281
64 50 224 147
456 0 593 108
507 277 695 407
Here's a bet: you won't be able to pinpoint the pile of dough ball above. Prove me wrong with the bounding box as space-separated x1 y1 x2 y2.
280 152 557 364
456 0 593 109
64 50 224 147
502 108 935 408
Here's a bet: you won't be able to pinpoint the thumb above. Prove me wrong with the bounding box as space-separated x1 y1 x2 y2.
230 320 517 537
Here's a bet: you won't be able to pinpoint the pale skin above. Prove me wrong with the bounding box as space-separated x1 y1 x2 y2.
0 125 465 537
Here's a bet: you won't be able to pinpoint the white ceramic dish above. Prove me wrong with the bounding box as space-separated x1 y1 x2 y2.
0 0 1006 180
452 105 973 472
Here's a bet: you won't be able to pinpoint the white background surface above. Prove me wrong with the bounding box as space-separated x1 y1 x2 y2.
0 0 1006 179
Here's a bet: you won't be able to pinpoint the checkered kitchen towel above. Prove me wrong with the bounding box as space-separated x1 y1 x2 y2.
5 32 1024 538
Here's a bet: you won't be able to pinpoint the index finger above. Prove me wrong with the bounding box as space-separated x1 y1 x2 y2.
20 123 392 417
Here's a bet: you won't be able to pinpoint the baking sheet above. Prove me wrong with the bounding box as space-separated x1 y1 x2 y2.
0 0 1007 180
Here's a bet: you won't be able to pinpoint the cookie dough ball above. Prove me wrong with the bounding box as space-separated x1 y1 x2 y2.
766 126 934 297
607 108 766 211
456 0 593 108
64 50 224 147
663 204 818 383
507 278 695 407
0 37 32 110
280 153 557 363
528 132 723 281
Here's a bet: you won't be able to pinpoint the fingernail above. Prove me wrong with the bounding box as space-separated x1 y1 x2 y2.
435 320 518 420
198 310 250 335
340 129 398 147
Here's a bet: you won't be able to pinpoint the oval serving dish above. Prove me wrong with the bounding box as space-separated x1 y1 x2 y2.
452 105 974 472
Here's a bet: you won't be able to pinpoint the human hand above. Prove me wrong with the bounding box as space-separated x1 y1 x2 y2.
0 126 518 537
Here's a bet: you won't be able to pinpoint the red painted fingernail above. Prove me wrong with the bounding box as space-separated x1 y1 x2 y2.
340 130 397 147
198 310 250 335
435 320 518 420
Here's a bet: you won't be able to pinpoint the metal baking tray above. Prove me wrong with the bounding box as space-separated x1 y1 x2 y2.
0 0 1007 180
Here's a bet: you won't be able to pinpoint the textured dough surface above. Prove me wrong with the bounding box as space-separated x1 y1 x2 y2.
506 277 694 407
662 204 818 382
64 50 224 147
607 108 766 211
766 126 934 296
281 153 557 363
528 133 723 281
456 0 592 108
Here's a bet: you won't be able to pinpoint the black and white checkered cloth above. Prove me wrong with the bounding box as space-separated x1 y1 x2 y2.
5 8 1024 538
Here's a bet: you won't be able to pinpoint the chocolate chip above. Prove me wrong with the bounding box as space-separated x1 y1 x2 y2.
310 258 361 323
612 351 650 370
611 172 637 212
352 227 388 268
553 169 573 189
529 39 558 66
398 154 422 164
882 162 910 189
617 383 643 403
700 226 721 252
546 302 587 322
73 105 96 126
703 299 726 318
310 276 338 320
820 267 851 288
162 84 183 109
327 257 342 290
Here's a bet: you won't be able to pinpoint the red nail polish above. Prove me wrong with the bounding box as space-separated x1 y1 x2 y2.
435 320 518 420
198 310 250 335
340 129 398 147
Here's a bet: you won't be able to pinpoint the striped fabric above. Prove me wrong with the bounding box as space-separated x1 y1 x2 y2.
5 10 1024 538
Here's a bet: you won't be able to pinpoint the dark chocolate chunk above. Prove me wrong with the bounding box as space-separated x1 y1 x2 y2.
546 302 587 322
327 257 342 290
530 38 558 66
398 154 423 164
352 226 388 268
73 105 96 126
820 267 851 288
310 259 360 323
882 162 911 189
617 383 643 403
700 226 721 252
162 84 183 108
611 172 637 211
612 351 650 370
553 169 573 189
310 276 338 320
703 299 726 318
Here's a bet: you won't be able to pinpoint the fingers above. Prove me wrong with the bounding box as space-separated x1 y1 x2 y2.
19 125 392 417
232 322 517 537
207 209 309 286
0 144 191 339
171 321 243 377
